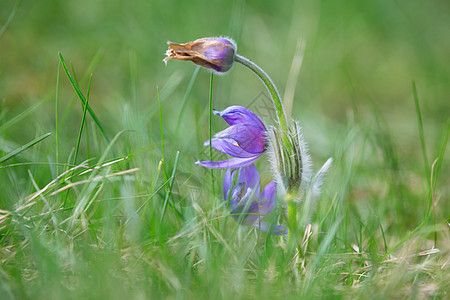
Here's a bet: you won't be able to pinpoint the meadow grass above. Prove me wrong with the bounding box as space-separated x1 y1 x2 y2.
1 0 449 299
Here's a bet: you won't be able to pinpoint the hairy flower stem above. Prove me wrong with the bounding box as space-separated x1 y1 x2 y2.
235 54 297 237
234 54 289 135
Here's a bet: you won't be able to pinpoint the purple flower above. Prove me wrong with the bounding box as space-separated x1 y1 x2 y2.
224 164 287 235
163 37 236 73
196 106 267 169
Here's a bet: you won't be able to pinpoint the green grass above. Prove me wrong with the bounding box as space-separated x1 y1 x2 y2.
1 0 449 299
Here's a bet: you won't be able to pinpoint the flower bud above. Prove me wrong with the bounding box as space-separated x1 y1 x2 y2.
267 121 332 202
267 121 311 196
163 37 236 73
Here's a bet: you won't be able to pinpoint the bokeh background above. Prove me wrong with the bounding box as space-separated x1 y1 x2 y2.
2 0 448 218
0 0 449 298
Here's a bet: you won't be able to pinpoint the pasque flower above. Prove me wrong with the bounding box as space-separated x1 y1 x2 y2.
164 36 333 239
224 164 287 235
163 37 236 73
196 106 267 169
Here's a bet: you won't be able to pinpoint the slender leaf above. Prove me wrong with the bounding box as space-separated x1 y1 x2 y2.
0 132 51 164
58 52 109 144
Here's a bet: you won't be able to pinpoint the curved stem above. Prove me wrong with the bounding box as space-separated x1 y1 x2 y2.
209 73 215 197
236 53 297 243
234 54 288 133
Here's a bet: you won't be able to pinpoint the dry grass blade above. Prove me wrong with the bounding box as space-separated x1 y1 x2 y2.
23 162 89 206
50 168 140 195
77 156 129 176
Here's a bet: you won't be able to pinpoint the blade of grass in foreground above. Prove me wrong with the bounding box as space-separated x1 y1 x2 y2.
73 74 93 166
59 50 104 129
432 120 449 190
160 151 182 224
62 74 93 205
157 85 182 221
55 60 61 175
429 121 449 248
58 52 110 144
0 132 52 164
158 86 167 177
303 217 343 294
70 130 130 228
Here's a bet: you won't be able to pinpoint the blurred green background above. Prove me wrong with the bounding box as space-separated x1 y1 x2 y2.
0 0 449 298
1 0 448 211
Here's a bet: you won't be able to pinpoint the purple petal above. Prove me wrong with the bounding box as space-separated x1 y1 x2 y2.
205 138 257 158
256 201 275 220
196 156 260 169
223 168 236 201
214 38 236 48
255 222 288 235
214 106 266 131
258 181 276 215
231 202 287 235
213 124 266 154
237 164 260 193
224 165 259 216
231 200 260 225
229 182 248 210
234 197 274 225
204 45 235 71
231 181 276 225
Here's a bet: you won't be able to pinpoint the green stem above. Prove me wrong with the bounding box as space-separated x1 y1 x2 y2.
287 200 296 244
209 73 215 197
235 53 297 242
234 54 288 133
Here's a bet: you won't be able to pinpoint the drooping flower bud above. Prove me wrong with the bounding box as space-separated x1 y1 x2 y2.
163 37 236 73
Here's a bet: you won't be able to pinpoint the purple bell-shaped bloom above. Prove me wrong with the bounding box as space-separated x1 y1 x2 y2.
223 164 287 235
196 106 267 169
163 37 236 74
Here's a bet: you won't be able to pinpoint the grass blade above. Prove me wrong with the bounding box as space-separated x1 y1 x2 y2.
432 120 449 189
160 151 181 224
73 74 92 165
158 86 166 176
58 52 110 144
0 132 52 164
55 59 61 175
